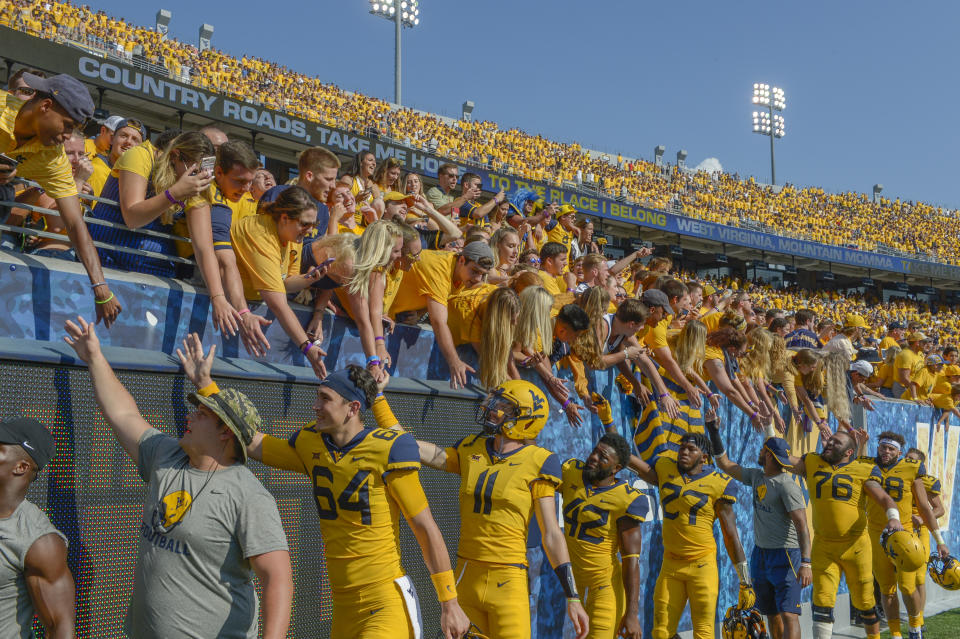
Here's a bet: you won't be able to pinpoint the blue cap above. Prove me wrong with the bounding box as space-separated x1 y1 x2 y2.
763 437 792 467
22 73 94 123
318 368 371 409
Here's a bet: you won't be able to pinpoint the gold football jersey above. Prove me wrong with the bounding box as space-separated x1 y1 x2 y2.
654 456 736 561
803 452 881 541
261 425 420 591
913 473 942 521
445 435 561 566
863 456 925 530
560 459 648 577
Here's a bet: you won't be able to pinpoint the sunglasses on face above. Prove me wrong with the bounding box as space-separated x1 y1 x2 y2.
526 257 541 265
403 248 422 262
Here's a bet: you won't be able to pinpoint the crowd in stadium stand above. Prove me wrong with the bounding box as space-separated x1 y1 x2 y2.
3 0 960 264
3 60 960 437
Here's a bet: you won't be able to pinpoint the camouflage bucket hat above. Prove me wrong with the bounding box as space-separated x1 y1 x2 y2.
188 388 262 462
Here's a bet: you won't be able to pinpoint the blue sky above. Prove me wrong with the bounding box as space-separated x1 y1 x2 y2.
90 1 959 208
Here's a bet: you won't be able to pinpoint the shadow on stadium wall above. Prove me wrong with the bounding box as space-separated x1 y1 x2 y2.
2 258 960 638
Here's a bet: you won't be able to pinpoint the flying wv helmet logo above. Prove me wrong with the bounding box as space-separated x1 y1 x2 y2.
152 490 193 530
528 389 545 413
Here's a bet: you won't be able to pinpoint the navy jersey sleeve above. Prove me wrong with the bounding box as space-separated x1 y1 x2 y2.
384 431 421 478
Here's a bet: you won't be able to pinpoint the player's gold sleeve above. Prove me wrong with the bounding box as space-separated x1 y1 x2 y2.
260 433 307 474
385 468 429 519
531 479 556 499
443 446 460 474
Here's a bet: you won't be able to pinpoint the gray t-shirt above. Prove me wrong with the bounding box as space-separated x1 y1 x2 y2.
125 429 288 639
740 468 807 549
0 499 68 639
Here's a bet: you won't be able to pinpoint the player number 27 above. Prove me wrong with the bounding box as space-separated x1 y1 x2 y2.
660 483 709 525
312 467 372 524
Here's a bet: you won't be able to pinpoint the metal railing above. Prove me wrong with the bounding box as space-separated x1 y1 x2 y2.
2 178 196 265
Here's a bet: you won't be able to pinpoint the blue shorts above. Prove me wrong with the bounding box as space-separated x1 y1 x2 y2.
751 546 802 615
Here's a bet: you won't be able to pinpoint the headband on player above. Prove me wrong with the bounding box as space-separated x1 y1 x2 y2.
878 437 902 452
318 369 371 409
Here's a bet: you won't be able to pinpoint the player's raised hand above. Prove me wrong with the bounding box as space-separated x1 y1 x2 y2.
176 333 215 388
63 316 101 362
568 599 589 639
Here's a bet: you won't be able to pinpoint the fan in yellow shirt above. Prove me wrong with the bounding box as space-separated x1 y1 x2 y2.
391 241 495 389
1 75 120 325
537 242 576 296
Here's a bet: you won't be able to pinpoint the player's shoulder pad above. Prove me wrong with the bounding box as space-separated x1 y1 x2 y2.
562 458 583 472
538 451 562 480
857 455 875 464
382 429 419 466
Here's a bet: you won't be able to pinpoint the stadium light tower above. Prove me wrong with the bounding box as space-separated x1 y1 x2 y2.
198 23 214 52
155 10 171 37
368 0 420 106
751 83 785 185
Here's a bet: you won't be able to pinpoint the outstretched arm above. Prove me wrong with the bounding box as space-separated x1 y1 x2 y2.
626 454 658 485
533 493 589 639
417 440 451 472
863 480 904 531
704 416 744 481
913 477 950 558
24 533 75 639
718 499 756 609
389 470 470 639
63 317 151 463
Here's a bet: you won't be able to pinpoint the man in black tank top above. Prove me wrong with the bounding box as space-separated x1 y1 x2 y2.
0 417 75 637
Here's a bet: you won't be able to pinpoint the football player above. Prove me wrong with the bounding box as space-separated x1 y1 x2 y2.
628 432 754 639
561 431 646 639
781 430 903 639
904 447 945 617
416 380 590 639
234 360 470 639
864 434 949 639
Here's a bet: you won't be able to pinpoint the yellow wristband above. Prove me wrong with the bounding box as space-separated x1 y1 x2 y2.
621 554 640 560
197 381 220 397
430 569 457 602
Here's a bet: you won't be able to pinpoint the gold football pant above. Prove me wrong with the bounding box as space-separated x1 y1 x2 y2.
811 533 875 611
917 525 931 585
578 564 626 639
330 575 422 638
870 529 923 596
455 557 530 639
652 555 718 639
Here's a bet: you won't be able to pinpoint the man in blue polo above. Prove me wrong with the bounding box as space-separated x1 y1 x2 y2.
706 416 812 639
786 309 821 350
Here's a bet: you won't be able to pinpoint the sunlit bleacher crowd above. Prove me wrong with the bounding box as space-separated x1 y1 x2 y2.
3 0 960 264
